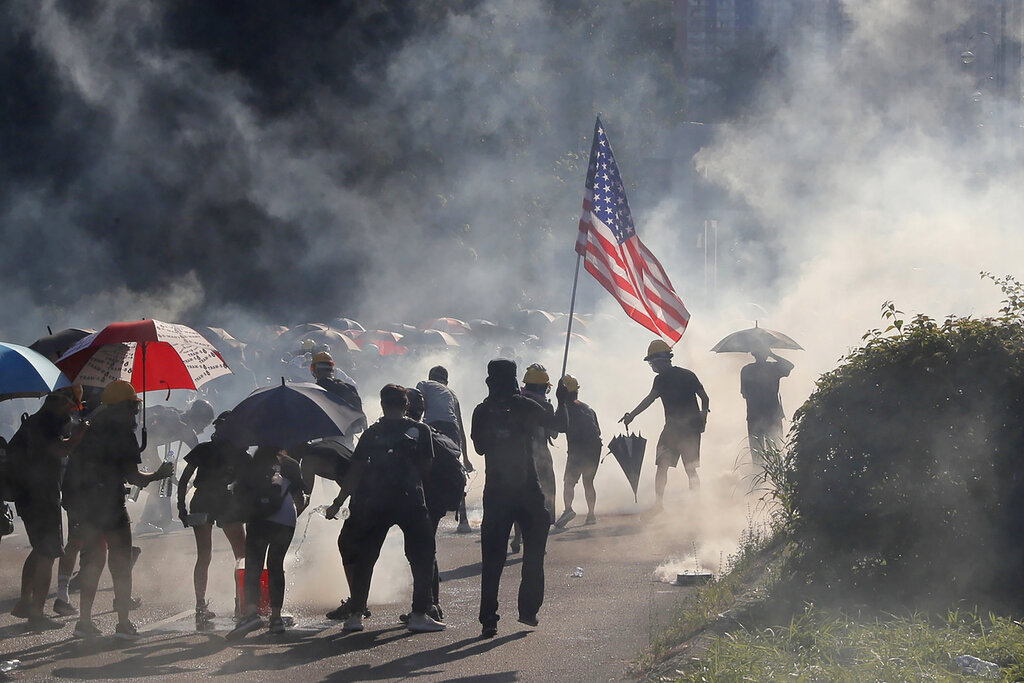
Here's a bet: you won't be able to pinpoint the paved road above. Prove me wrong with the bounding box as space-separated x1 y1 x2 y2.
0 509 699 682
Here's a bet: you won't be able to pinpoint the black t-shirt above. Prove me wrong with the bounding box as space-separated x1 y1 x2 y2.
10 408 69 513
63 409 141 514
652 366 704 426
471 394 548 490
184 441 249 492
740 361 789 421
554 400 602 451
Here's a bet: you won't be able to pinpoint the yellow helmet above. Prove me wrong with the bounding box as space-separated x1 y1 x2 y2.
311 351 334 366
523 363 550 386
101 380 141 405
644 339 673 361
561 374 580 393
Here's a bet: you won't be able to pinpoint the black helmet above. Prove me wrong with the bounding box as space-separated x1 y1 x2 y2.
187 399 215 428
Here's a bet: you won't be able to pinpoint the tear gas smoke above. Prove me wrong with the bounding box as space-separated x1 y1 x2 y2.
2 0 1021 614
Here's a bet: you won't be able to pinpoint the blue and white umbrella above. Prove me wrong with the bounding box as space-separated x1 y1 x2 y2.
0 342 72 401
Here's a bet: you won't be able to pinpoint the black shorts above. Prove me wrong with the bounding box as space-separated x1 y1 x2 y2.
17 507 64 559
656 424 701 469
190 489 243 527
564 446 601 483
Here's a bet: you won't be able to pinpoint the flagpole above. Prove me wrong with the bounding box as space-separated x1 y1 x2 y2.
559 253 582 380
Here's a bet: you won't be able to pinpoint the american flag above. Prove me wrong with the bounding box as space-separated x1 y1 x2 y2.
575 117 690 342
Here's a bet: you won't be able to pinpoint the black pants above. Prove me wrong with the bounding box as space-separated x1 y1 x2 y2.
339 503 435 614
479 484 549 627
244 519 294 615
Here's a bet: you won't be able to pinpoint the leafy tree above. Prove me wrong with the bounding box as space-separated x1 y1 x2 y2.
784 274 1024 608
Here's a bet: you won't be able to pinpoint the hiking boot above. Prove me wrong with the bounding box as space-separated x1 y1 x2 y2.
407 612 446 633
326 599 370 620
554 509 576 529
53 599 78 617
341 614 364 632
584 513 597 525
268 617 286 635
73 619 102 639
26 615 65 632
9 601 30 619
227 613 263 641
114 620 139 640
517 614 539 627
481 623 498 638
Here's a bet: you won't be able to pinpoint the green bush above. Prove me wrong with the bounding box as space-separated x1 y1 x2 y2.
785 275 1024 607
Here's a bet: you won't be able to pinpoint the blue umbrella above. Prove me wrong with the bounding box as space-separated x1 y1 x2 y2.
219 380 365 449
0 342 72 401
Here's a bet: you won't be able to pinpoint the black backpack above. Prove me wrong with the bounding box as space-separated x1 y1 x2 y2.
424 427 467 513
237 464 288 522
0 435 17 503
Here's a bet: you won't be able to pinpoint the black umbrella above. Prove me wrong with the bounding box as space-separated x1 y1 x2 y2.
710 323 803 354
607 432 647 503
29 328 95 362
219 380 365 449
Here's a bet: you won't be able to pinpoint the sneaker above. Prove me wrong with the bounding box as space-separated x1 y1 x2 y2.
428 604 444 621
26 615 65 632
584 513 597 525
517 614 539 627
53 598 78 617
554 509 576 529
481 623 498 638
195 600 216 622
10 601 30 619
73 619 102 639
398 613 409 624
268 617 285 634
341 614 364 632
226 614 263 641
114 621 139 640
407 612 446 633
326 599 370 620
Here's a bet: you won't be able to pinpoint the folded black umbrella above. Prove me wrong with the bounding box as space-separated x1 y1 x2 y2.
608 432 646 503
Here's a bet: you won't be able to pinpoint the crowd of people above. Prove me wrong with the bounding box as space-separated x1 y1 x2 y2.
0 333 794 641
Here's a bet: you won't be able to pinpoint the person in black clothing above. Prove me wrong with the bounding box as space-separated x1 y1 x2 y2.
177 411 249 628
9 388 86 631
324 384 444 634
311 351 365 439
740 343 794 466
227 445 306 639
552 375 602 528
472 359 558 638
622 340 709 515
62 381 173 639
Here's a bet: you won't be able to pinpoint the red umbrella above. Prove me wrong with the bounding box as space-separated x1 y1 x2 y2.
351 330 407 356
56 320 233 448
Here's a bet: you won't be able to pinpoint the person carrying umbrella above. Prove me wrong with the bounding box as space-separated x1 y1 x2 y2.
741 342 794 466
7 387 86 632
325 384 444 634
621 340 709 516
552 375 602 528
310 351 365 447
61 380 174 639
227 445 305 639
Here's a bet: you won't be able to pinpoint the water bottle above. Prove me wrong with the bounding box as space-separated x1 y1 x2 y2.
571 566 584 578
0 660 21 673
158 450 175 498
955 655 999 678
312 504 349 519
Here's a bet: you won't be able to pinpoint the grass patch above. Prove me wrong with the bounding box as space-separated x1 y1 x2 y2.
673 607 1024 682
